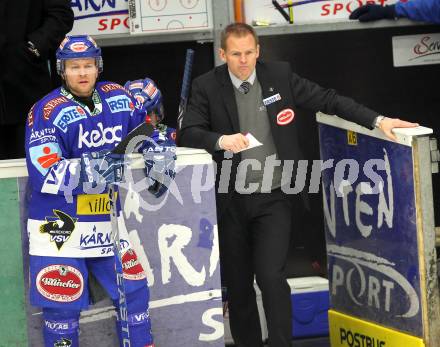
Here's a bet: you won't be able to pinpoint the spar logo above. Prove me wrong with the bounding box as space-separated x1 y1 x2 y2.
276 108 295 125
412 36 440 60
121 249 146 280
36 265 83 302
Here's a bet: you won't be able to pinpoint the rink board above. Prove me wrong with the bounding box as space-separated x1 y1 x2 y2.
317 113 440 346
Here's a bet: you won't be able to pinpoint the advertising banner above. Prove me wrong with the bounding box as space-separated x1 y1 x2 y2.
70 0 130 36
244 0 398 25
319 124 423 337
392 33 440 67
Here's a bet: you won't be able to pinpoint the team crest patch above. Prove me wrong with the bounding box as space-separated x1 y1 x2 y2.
39 209 77 250
276 108 295 125
36 265 83 302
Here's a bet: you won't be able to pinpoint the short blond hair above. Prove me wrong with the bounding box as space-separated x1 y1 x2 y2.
220 22 259 50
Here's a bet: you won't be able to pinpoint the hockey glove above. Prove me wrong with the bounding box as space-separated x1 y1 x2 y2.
142 138 176 198
349 4 396 22
81 150 125 187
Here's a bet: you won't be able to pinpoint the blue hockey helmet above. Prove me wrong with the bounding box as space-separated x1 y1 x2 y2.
56 35 103 75
124 78 164 124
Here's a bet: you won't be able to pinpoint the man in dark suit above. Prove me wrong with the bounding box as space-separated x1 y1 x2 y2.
179 23 417 347
0 0 74 159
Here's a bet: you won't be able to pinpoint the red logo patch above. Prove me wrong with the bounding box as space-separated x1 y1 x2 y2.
43 97 69 120
276 108 295 126
121 249 146 280
36 265 83 302
69 42 88 52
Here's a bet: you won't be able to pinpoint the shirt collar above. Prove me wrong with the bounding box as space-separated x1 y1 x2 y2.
228 68 256 90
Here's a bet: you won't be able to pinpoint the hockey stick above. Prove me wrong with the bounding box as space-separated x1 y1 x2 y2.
109 184 131 346
111 122 155 155
108 121 155 346
177 48 195 130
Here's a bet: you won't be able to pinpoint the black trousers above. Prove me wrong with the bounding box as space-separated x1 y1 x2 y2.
219 189 294 347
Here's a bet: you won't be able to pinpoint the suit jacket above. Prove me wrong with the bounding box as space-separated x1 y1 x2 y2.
0 0 74 125
179 60 379 218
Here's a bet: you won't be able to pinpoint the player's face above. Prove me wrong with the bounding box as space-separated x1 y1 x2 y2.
219 33 259 81
63 58 98 97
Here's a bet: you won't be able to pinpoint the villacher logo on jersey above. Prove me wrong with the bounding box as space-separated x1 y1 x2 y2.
36 265 84 303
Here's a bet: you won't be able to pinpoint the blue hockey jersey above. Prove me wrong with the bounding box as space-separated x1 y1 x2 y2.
396 0 440 23
25 82 145 258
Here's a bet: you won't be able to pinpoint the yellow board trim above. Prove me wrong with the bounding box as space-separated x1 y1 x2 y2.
77 193 116 215
329 310 425 347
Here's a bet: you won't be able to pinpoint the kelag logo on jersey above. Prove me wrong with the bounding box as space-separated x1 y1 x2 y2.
106 95 134 113
39 210 77 250
53 106 87 133
29 142 62 175
78 122 122 149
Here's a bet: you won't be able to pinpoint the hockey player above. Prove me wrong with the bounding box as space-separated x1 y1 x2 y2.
25 35 173 347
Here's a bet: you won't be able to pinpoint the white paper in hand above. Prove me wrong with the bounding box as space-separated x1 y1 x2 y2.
238 133 263 152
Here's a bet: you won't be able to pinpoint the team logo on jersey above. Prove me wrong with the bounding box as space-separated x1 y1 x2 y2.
78 122 122 149
39 210 77 250
53 106 87 133
106 95 134 113
121 249 146 280
43 97 70 120
276 108 295 125
36 265 83 303
100 83 125 93
29 142 62 175
54 338 72 347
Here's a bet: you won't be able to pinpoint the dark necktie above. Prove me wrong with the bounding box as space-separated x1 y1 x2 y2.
239 81 251 94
